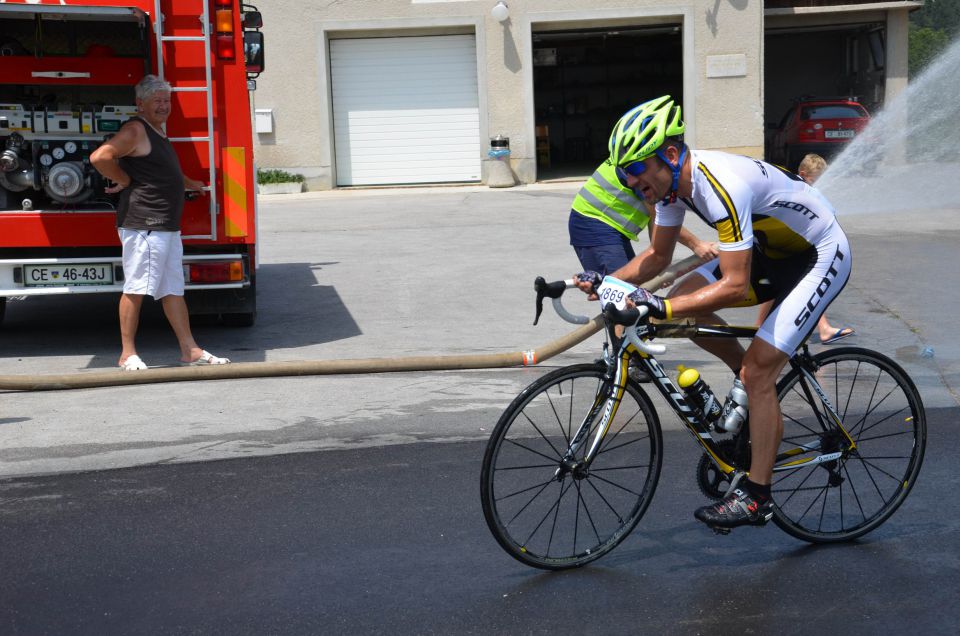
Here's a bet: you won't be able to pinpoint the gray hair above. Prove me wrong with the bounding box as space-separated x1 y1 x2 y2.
135 74 172 101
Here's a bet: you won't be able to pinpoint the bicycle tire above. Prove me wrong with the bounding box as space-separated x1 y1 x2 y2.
772 346 926 543
480 363 663 570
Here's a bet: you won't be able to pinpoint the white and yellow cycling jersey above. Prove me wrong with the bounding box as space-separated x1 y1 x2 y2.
655 149 840 259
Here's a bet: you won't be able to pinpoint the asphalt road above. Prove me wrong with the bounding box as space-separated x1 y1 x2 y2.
0 185 958 634
1 407 956 634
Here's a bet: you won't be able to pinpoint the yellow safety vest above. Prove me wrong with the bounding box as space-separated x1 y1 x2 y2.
571 160 650 241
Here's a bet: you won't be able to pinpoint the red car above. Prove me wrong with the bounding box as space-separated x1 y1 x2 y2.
767 97 871 171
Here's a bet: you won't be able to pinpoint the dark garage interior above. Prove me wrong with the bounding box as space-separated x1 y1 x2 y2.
532 25 683 180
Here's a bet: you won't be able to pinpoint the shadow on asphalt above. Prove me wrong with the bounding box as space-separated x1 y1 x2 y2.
0 262 362 365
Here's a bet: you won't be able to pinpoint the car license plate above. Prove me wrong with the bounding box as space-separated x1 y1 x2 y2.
825 130 855 139
23 263 114 287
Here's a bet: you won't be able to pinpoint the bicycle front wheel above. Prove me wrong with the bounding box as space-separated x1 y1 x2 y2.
480 363 663 570
772 347 926 542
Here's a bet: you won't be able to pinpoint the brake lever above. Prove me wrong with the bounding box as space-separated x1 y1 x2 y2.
533 277 569 325
534 277 546 325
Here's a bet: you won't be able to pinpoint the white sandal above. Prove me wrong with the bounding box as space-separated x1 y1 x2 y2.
183 350 230 366
120 354 148 371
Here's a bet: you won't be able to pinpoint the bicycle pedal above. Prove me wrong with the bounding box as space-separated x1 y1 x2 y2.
709 525 732 536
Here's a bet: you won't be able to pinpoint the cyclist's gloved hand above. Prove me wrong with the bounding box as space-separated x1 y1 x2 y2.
575 270 603 293
627 287 672 320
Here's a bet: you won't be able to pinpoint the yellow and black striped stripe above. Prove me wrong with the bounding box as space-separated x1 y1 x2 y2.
697 163 743 243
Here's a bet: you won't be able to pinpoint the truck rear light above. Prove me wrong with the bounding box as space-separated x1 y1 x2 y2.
214 2 236 60
188 261 244 283
216 9 234 33
216 35 236 60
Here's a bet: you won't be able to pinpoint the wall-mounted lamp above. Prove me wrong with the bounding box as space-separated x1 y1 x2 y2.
491 1 509 23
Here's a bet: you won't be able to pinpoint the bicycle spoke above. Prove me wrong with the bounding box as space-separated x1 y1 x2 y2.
772 463 819 507
589 472 644 498
596 434 650 456
840 359 858 426
817 476 830 532
546 482 564 557
498 476 555 506
584 477 626 524
856 454 912 460
574 478 604 549
846 369 887 439
590 463 650 472
521 480 574 548
503 436 563 464
520 406 565 460
854 404 910 440
495 462 561 471
841 460 868 524
855 429 915 444
794 480 829 527
853 455 907 485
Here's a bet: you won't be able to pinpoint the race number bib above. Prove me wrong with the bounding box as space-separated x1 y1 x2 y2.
596 276 638 311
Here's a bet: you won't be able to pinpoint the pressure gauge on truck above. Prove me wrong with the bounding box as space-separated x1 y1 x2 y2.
52 147 65 160
64 142 77 154
39 154 53 167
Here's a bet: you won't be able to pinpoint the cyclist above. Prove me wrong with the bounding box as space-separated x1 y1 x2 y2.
575 95 852 531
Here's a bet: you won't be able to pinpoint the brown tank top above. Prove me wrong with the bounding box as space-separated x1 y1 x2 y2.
116 117 184 231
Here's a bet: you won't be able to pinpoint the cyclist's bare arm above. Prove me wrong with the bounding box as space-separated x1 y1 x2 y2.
667 248 752 318
643 197 716 260
677 227 718 261
611 223 680 286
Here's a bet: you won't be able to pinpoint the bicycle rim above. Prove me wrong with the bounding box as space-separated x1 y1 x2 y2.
481 364 663 570
772 347 926 543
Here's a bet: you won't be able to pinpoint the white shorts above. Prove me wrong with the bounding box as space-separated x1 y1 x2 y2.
118 228 185 299
689 225 852 355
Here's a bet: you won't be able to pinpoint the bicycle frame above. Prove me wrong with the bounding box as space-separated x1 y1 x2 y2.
568 319 857 481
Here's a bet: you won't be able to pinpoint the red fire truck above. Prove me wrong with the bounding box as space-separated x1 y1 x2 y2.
0 0 264 326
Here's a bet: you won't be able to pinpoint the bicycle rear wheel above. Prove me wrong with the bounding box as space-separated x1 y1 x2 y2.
772 347 926 542
480 363 662 570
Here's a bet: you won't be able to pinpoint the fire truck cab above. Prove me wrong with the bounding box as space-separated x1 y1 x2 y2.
0 0 264 327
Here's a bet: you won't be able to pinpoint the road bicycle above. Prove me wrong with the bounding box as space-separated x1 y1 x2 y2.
480 276 927 570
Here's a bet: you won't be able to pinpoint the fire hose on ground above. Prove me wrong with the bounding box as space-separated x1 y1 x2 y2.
0 256 703 392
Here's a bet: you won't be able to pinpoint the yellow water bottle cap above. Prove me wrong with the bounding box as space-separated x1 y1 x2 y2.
678 368 700 389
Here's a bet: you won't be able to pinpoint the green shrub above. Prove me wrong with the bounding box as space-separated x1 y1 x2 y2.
256 168 305 184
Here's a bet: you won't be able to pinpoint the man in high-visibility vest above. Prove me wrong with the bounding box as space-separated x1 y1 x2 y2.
569 157 717 276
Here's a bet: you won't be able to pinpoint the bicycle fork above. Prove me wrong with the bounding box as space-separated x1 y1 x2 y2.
554 350 631 480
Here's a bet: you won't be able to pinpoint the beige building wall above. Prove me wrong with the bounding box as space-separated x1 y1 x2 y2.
249 1 762 189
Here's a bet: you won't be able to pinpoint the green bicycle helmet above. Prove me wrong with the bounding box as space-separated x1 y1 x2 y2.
609 96 687 203
608 95 685 166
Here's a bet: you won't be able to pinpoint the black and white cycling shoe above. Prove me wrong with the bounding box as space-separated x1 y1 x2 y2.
694 488 773 532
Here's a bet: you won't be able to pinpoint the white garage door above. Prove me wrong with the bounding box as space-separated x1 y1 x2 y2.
330 35 482 186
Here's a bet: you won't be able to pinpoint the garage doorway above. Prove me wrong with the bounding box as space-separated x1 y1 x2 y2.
532 25 682 181
764 23 886 160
